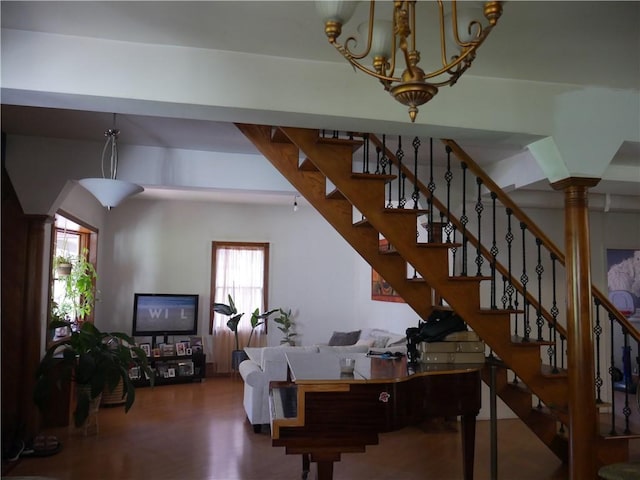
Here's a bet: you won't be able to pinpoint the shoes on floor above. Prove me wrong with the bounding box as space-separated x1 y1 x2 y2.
21 435 62 458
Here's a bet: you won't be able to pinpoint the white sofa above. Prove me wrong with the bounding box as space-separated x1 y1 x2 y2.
238 329 407 432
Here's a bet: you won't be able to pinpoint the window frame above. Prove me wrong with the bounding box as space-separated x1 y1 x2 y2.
209 241 270 335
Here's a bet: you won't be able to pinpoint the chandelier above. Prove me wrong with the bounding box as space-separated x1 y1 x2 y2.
316 1 503 122
78 114 144 209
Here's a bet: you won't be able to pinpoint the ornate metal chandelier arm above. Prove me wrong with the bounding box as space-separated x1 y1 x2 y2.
339 0 377 62
333 44 402 84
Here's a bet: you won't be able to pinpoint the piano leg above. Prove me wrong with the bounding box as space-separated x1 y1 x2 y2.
316 460 334 480
302 454 310 479
460 412 477 480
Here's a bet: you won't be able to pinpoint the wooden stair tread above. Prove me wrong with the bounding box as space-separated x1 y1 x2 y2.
316 135 363 152
382 207 429 215
511 335 556 347
240 124 628 467
351 172 396 182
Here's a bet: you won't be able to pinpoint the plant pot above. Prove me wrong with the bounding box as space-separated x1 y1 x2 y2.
56 263 72 276
100 379 125 407
75 384 102 435
231 349 248 371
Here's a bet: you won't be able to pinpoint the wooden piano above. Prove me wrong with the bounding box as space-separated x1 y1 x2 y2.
269 351 482 480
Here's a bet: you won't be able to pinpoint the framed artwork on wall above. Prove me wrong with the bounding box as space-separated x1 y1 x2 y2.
371 239 405 303
606 249 640 319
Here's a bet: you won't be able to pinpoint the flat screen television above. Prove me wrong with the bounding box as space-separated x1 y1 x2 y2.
132 293 199 340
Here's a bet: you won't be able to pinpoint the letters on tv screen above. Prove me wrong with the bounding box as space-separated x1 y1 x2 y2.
132 293 199 337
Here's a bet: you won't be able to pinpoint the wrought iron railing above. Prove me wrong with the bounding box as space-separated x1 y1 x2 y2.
320 129 639 437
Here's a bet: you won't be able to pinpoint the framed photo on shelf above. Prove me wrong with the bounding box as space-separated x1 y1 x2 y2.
190 336 203 352
161 343 175 357
152 348 161 358
129 366 141 380
178 361 194 376
167 368 176 378
175 342 186 356
186 347 193 356
140 343 151 357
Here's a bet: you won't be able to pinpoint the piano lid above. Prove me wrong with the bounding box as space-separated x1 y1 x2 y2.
285 352 482 384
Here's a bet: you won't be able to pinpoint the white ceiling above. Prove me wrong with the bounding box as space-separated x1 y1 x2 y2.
1 1 639 203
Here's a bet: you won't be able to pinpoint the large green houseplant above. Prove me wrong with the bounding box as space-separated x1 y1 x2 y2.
273 308 297 346
34 320 154 428
212 295 278 369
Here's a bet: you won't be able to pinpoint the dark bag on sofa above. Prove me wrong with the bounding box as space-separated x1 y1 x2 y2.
418 310 467 343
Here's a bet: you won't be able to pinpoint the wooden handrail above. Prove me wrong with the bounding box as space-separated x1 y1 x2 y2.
443 140 640 343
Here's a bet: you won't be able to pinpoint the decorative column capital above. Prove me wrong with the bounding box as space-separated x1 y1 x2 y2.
550 176 600 191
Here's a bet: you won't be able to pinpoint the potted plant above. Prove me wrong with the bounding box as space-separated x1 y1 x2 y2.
273 308 297 346
62 248 98 322
212 295 277 369
34 320 154 428
53 255 73 276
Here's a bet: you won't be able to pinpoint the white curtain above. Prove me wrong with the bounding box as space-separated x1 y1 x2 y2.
212 245 266 372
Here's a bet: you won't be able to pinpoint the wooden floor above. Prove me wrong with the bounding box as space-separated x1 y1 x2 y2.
3 376 573 480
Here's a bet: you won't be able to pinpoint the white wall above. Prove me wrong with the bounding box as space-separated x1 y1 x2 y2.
95 198 420 351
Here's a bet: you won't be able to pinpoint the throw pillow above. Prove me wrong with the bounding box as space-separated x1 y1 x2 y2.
328 330 361 346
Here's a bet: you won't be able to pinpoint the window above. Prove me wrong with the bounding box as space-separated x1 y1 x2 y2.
49 212 98 339
210 241 270 372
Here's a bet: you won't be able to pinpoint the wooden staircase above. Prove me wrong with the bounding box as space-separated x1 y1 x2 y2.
236 123 635 470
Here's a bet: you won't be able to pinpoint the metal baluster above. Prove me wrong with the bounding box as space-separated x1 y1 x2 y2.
609 312 617 435
475 177 484 277
535 238 544 341
520 222 530 342
501 275 508 310
386 143 393 209
427 138 435 226
397 136 406 209
380 135 388 175
622 328 632 434
460 162 468 276
550 254 559 373
362 133 370 174
490 193 498 310
505 209 514 309
411 137 420 210
375 146 381 175
593 297 603 403
450 225 458 277
443 146 453 243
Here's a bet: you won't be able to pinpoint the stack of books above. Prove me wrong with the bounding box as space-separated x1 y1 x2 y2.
419 330 486 364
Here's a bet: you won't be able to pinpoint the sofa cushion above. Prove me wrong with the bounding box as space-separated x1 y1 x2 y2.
328 330 361 346
261 345 319 370
360 328 406 348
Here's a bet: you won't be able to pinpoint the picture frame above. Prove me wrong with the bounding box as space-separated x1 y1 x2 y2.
167 368 176 378
128 366 141 380
140 343 151 357
190 336 203 352
161 343 175 357
152 348 161 358
371 238 405 303
176 342 186 356
606 248 640 319
186 347 193 356
178 361 194 376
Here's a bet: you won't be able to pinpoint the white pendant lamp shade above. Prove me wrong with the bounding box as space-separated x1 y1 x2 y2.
79 114 144 209
78 178 144 208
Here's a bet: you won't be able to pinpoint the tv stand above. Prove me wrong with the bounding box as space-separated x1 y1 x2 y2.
131 350 206 387
151 334 169 349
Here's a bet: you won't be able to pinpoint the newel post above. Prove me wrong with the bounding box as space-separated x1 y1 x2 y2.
552 176 600 479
